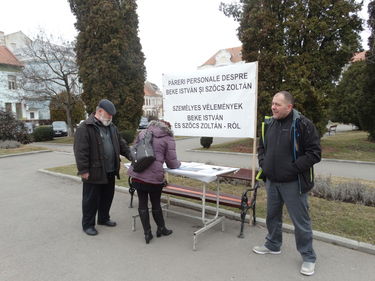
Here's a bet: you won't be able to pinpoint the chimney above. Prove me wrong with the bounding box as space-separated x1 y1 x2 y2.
0 31 5 45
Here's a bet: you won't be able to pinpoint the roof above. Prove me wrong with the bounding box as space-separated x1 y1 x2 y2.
351 51 367 62
144 81 162 97
201 47 368 65
0 46 23 67
200 46 242 66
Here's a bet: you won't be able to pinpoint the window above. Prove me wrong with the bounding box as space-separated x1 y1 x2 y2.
30 112 35 119
5 103 12 112
8 75 16 90
16 103 22 119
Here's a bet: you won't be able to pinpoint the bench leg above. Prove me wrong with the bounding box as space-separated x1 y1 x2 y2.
165 195 170 218
238 189 251 238
238 211 246 238
238 184 259 237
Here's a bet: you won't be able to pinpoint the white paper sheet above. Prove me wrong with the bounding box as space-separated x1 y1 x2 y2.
125 162 239 183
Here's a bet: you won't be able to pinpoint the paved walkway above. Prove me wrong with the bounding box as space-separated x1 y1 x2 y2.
0 151 374 281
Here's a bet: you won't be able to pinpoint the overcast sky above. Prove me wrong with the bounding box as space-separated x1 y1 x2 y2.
0 0 371 87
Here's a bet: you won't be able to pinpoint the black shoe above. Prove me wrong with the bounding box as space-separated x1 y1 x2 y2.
156 227 173 237
84 227 98 236
145 232 153 244
98 220 117 227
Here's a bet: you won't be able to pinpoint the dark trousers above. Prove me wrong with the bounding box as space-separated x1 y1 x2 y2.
265 180 316 262
134 183 163 210
82 173 115 230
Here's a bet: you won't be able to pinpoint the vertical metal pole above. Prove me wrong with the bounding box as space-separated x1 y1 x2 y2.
250 62 259 226
214 180 220 219
132 216 136 231
251 61 259 190
193 234 197 251
202 183 206 224
166 195 170 217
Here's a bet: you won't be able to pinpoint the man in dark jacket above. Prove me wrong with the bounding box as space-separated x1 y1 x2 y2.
74 99 132 236
253 91 321 276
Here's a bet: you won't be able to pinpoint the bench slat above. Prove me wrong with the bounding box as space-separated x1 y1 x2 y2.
163 184 246 208
218 168 254 181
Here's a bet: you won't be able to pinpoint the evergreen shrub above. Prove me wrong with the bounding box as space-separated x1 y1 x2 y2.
33 126 54 142
200 137 213 149
0 110 31 144
120 130 136 145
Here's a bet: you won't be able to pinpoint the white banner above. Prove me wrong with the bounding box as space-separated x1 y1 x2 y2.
163 62 258 138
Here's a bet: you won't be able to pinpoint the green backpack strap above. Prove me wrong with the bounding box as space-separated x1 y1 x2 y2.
257 116 272 181
261 116 272 149
256 168 263 181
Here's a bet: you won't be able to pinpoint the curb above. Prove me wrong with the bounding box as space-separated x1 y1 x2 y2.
33 142 73 146
320 158 375 165
187 149 375 165
38 169 127 193
0 150 52 159
38 168 375 255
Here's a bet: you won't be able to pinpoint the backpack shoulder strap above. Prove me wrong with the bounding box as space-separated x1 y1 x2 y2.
261 116 273 149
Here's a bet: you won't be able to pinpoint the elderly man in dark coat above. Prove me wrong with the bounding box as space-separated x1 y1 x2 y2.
74 99 132 236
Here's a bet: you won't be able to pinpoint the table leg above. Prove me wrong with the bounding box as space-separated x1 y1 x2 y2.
201 183 206 224
214 180 220 219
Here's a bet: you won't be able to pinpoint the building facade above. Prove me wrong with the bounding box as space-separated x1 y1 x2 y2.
198 46 243 69
0 31 50 124
143 81 163 118
0 44 25 119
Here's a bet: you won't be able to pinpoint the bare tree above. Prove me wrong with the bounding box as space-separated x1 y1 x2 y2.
19 31 80 136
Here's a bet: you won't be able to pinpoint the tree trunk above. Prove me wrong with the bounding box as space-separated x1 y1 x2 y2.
65 91 74 137
65 106 74 137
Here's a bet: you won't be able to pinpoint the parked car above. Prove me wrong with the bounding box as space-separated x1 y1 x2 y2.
138 117 149 129
52 121 68 137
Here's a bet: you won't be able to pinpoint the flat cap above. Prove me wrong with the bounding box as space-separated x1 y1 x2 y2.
98 99 116 115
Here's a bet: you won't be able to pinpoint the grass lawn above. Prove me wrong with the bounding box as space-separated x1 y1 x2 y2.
205 131 375 162
206 138 256 153
320 131 375 161
46 137 74 144
47 163 375 244
0 145 48 156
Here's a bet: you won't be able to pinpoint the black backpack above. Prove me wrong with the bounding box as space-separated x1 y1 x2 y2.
130 130 156 172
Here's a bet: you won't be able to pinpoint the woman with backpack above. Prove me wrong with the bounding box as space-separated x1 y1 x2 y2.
127 120 181 244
